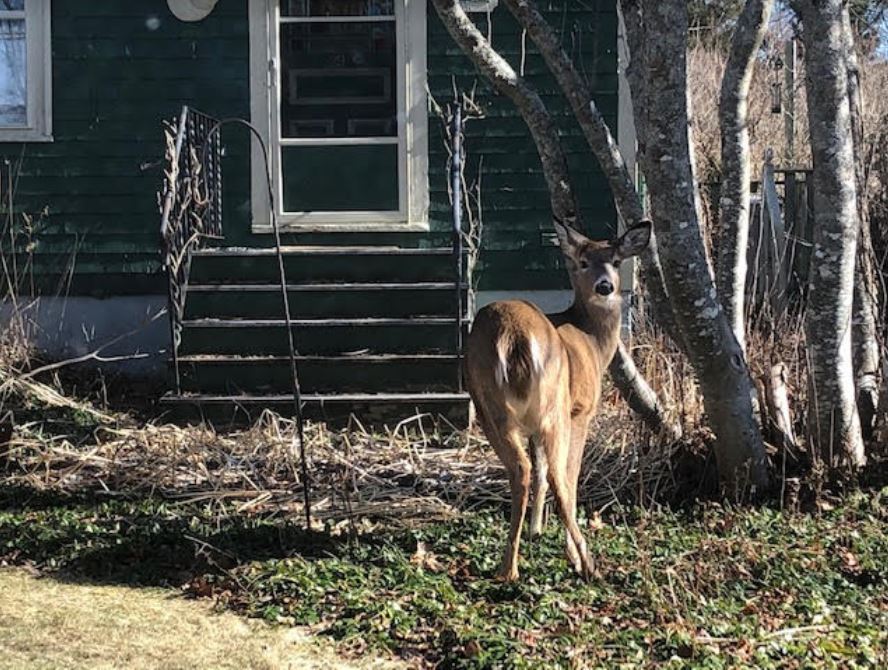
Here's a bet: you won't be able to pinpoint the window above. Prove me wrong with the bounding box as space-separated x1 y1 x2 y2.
0 0 51 142
249 0 428 230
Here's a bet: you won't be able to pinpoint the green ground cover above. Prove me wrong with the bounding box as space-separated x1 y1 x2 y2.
1 485 885 668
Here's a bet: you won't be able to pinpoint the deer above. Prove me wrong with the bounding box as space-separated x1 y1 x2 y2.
464 217 652 581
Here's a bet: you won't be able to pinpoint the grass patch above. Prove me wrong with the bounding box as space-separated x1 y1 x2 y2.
0 568 403 670
2 486 886 668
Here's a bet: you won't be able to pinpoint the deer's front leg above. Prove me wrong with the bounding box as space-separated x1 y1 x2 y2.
564 413 592 575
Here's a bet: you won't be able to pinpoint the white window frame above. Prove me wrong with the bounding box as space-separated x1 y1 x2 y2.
0 0 52 143
249 1 428 232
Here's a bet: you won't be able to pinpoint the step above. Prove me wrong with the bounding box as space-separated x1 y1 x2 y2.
191 245 457 257
175 354 462 394
159 390 470 426
190 246 464 284
178 317 468 356
184 282 468 319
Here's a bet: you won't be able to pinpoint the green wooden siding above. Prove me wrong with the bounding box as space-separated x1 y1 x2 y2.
0 0 619 295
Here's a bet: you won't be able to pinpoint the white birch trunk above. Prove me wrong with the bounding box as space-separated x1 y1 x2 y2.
716 0 774 352
793 0 866 470
620 0 769 491
842 8 881 440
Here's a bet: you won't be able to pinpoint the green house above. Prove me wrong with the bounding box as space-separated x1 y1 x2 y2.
0 0 634 421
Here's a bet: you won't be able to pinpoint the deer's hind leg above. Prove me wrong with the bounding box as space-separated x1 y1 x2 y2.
528 436 549 538
475 406 532 582
539 401 595 580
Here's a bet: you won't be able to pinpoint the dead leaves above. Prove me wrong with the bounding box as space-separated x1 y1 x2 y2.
410 541 445 573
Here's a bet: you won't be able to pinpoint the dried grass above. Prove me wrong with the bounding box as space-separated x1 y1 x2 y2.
0 569 405 670
0 360 680 525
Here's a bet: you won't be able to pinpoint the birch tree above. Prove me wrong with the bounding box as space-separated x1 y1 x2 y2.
619 0 768 490
791 0 866 470
716 0 774 351
429 0 678 440
842 7 881 441
432 0 781 488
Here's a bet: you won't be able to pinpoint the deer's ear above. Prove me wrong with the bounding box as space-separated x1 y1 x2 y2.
552 216 588 257
615 220 652 259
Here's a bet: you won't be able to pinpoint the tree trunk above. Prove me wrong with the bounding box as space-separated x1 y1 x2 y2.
716 0 774 352
794 0 866 470
621 0 769 492
842 7 881 441
431 0 678 440
610 342 679 439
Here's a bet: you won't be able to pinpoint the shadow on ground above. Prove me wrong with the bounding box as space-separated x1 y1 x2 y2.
0 485 361 589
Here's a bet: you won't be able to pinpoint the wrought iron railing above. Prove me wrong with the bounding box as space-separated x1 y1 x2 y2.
159 106 223 394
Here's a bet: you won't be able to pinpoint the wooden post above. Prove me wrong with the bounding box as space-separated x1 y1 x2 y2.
784 39 797 166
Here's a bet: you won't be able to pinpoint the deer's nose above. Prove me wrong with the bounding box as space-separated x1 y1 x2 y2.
595 279 614 296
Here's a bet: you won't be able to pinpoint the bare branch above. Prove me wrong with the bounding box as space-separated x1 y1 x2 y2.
609 342 681 439
716 0 775 352
430 0 579 228
501 0 679 343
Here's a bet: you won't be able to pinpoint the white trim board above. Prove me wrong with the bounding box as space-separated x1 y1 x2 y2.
249 1 428 232
616 5 639 298
0 0 52 143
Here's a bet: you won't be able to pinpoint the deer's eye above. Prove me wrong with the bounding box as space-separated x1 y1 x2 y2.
579 259 590 270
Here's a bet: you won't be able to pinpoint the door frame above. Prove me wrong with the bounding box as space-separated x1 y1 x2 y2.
249 0 429 232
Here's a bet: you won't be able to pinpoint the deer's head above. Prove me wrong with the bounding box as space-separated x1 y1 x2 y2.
552 217 652 308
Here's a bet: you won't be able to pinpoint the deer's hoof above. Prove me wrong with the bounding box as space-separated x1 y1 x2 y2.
580 559 600 582
495 566 520 583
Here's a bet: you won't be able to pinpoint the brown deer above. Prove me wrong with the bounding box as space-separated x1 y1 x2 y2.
465 218 651 581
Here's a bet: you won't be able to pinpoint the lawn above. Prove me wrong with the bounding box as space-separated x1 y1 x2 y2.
1 485 885 668
0 568 402 670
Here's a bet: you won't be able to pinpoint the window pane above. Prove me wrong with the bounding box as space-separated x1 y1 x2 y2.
0 1 26 11
281 144 399 211
280 21 397 138
283 1 394 18
0 18 26 127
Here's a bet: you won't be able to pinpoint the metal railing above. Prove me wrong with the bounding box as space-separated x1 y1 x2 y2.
159 106 223 394
158 109 311 526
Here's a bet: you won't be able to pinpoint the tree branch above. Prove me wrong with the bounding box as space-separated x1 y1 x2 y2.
430 0 578 226
716 0 774 352
609 342 681 439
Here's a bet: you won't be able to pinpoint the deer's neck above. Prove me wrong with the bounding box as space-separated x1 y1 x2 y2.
550 298 622 362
